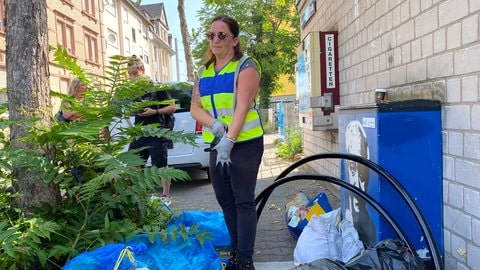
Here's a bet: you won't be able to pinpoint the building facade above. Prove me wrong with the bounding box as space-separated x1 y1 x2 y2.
47 0 106 103
0 0 176 109
295 0 480 269
138 3 175 82
0 1 7 103
102 0 175 81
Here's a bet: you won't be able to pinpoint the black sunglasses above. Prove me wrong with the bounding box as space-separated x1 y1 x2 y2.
206 31 234 40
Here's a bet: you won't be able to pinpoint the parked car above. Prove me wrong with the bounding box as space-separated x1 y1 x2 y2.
110 81 210 179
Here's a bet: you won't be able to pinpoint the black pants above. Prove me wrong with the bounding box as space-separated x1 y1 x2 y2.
209 136 264 261
129 136 168 167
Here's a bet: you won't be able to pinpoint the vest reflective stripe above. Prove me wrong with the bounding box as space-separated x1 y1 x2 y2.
198 56 264 143
214 108 234 116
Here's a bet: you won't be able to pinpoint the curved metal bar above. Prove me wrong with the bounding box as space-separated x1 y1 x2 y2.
256 173 413 251
255 152 443 270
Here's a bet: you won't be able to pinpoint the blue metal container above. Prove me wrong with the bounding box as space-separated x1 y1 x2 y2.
338 99 443 258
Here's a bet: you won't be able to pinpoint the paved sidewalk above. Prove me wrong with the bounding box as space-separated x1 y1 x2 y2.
168 133 340 269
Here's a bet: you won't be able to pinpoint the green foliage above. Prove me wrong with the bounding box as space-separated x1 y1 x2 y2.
275 128 303 161
261 119 275 134
193 0 300 108
0 46 205 269
259 110 276 134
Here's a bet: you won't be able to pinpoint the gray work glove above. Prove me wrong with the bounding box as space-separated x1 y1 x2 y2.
212 135 235 177
211 120 227 139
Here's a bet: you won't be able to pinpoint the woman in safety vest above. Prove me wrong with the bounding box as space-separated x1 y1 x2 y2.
190 14 264 270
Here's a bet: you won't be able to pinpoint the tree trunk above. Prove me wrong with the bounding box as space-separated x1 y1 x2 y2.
5 0 61 215
177 0 195 81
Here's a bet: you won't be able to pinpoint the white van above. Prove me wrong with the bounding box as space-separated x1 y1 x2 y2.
167 82 210 175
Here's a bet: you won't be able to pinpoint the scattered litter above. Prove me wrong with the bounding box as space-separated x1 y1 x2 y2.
286 191 333 239
268 203 281 211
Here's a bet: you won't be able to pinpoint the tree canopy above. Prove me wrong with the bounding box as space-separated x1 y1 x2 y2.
191 0 300 108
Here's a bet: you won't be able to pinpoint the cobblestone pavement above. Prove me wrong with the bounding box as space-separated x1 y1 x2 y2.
167 133 340 263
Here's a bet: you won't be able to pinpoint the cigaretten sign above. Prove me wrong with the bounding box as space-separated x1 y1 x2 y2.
296 31 340 129
319 31 339 112
325 34 336 88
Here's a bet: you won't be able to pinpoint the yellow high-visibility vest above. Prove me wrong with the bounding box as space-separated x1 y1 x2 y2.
198 55 264 143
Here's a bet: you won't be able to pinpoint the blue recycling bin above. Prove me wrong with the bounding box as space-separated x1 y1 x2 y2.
338 99 443 258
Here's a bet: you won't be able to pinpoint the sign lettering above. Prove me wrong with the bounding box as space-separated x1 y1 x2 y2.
325 34 336 88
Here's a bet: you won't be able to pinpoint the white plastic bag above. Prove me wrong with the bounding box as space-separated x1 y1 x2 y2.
339 219 364 262
293 209 364 266
293 209 341 265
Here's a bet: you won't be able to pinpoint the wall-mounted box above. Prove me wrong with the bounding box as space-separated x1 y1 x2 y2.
296 31 339 131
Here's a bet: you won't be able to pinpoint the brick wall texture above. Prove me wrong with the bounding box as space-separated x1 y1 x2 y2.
298 0 480 269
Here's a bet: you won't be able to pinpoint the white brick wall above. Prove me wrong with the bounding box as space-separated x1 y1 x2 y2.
464 189 480 216
473 104 480 130
473 218 480 245
297 0 480 268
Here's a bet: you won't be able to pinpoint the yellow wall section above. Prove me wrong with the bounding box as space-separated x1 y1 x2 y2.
272 75 296 97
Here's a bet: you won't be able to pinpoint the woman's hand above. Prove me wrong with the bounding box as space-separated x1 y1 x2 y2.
211 120 227 139
137 107 158 117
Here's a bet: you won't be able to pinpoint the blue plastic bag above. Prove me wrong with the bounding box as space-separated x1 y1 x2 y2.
63 242 148 270
63 234 222 270
63 211 228 270
127 233 222 270
169 210 231 247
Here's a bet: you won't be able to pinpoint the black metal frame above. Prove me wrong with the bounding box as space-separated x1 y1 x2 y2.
255 152 443 270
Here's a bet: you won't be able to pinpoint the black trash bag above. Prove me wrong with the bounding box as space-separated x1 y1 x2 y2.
344 239 427 270
291 258 348 270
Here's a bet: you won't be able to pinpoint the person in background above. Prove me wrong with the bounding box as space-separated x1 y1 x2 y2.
58 79 87 122
190 14 264 270
127 55 176 205
57 79 88 181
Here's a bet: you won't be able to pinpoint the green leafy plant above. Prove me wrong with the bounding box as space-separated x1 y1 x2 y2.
259 110 276 134
0 46 204 269
275 128 303 161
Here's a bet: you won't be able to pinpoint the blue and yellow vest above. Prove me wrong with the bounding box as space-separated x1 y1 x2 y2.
198 55 264 143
